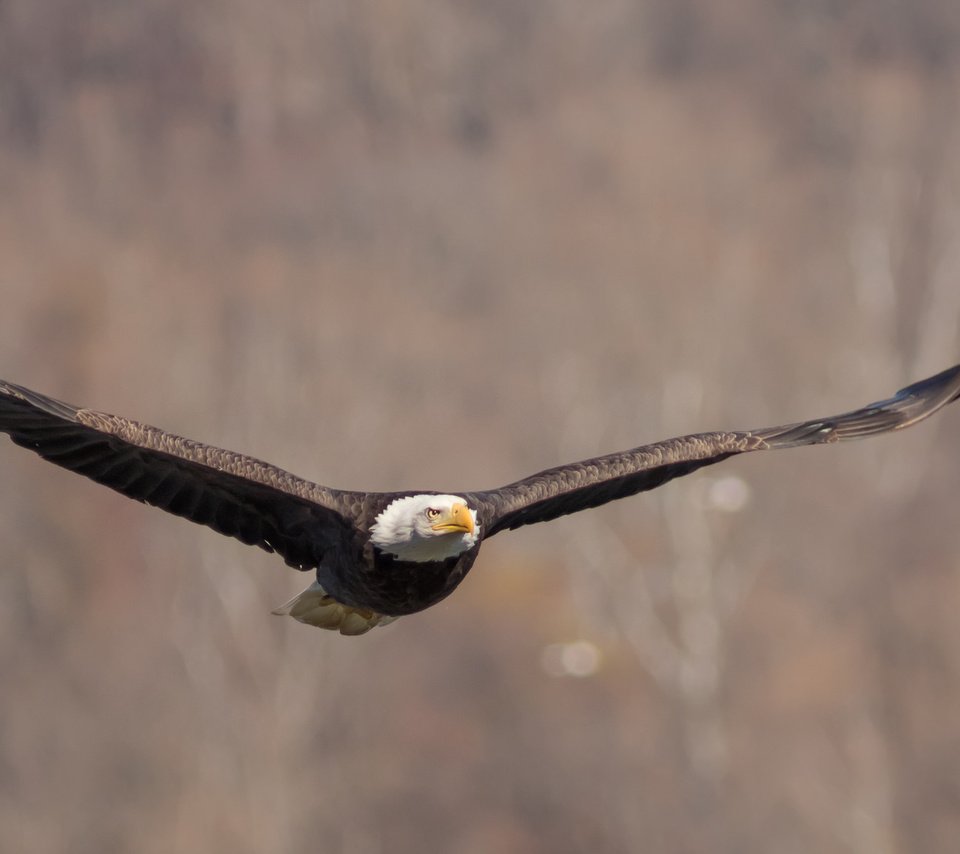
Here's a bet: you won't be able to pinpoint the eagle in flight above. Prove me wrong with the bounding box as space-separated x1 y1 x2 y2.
0 365 957 635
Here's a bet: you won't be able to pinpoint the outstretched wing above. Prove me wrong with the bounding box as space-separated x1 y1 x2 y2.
475 364 960 537
0 381 360 570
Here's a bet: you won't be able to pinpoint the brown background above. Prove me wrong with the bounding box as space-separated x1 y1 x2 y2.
1 2 959 852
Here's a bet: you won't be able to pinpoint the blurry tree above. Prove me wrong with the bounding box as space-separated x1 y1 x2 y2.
0 1 959 853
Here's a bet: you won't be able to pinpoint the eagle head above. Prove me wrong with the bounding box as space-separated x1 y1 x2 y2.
369 494 479 562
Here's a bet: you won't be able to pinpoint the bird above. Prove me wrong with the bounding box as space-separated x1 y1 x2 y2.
1 365 958 635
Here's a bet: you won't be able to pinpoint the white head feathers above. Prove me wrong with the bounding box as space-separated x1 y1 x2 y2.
369 494 480 562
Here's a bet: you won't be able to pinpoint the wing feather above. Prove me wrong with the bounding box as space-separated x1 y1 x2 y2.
0 381 358 570
477 364 960 536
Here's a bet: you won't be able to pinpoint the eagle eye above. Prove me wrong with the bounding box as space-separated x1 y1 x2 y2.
425 507 441 519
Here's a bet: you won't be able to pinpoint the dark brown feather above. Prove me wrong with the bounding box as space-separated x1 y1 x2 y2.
475 364 960 536
0 381 358 570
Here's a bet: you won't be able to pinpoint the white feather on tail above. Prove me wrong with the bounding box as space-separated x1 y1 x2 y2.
271 581 397 635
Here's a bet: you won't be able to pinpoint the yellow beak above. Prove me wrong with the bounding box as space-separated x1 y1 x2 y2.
430 501 475 535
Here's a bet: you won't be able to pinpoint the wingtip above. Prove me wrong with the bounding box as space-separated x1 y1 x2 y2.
761 362 960 448
0 380 81 422
899 362 960 405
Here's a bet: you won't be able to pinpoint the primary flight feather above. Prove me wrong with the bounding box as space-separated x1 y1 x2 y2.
1 365 958 635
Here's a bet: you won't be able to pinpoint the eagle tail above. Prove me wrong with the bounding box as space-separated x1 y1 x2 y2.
271 581 397 635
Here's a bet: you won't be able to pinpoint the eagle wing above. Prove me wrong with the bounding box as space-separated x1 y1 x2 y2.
0 380 360 570
475 364 960 537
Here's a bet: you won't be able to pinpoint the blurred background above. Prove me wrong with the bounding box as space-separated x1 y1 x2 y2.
1 1 959 852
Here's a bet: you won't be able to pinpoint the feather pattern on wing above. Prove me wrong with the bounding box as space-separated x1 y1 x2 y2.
474 364 960 536
0 381 359 570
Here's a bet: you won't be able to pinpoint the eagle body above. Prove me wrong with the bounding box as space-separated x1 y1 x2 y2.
313 492 483 617
1 365 958 635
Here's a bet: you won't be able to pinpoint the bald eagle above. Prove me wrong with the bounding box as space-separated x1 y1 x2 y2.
1 366 958 635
